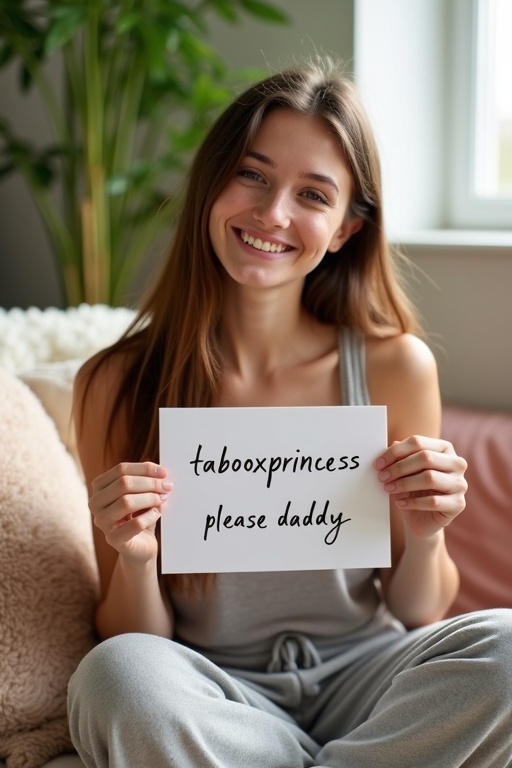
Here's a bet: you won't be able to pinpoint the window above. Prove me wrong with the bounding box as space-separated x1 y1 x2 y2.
474 0 512 198
449 0 512 229
354 0 512 236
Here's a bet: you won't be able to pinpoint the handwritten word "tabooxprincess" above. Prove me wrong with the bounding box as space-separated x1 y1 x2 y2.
190 444 360 489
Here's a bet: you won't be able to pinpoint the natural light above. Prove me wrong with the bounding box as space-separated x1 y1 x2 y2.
475 0 512 198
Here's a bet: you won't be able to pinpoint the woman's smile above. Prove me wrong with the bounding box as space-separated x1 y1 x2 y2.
237 228 292 257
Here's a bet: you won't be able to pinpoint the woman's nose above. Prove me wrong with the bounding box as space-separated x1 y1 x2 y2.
253 189 291 229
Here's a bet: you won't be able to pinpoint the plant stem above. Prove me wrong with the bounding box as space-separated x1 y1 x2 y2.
108 50 146 267
84 4 110 304
31 180 82 305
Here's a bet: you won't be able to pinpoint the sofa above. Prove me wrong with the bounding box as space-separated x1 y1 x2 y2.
1 306 511 768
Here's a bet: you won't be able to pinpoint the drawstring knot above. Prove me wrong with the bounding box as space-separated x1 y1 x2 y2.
267 633 321 673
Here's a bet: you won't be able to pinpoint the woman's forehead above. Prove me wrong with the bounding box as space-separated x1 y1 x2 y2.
246 108 352 181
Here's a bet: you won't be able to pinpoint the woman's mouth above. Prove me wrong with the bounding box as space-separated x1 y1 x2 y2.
239 229 289 254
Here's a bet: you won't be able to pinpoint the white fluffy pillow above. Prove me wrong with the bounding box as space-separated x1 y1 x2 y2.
0 304 135 374
0 368 99 768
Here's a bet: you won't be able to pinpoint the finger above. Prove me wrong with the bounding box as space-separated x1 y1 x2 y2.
104 507 162 549
92 490 168 531
375 436 456 471
392 489 467 518
381 462 468 496
92 461 167 493
378 451 465 490
91 471 172 511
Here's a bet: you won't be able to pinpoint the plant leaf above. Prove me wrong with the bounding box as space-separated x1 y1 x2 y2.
208 0 239 23
45 8 87 54
238 0 289 23
114 10 142 36
29 158 55 188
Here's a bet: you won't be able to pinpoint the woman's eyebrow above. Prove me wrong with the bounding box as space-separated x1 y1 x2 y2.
246 150 276 168
245 150 339 194
299 171 339 194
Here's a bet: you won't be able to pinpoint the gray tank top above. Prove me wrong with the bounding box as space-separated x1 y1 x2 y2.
170 328 400 671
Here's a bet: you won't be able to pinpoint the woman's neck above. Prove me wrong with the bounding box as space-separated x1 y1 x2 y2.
218 284 303 372
217 281 336 381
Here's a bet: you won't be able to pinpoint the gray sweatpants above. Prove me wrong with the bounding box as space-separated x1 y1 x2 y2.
68 609 512 767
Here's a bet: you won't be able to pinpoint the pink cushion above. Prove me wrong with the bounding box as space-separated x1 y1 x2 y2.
441 404 512 617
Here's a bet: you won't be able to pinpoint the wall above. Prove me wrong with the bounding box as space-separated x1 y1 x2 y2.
0 56 63 308
354 0 448 235
207 0 353 72
406 240 512 412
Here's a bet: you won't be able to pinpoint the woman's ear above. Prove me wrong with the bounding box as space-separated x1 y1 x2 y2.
327 216 364 253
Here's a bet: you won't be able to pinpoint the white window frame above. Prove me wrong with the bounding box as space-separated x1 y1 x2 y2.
448 0 512 230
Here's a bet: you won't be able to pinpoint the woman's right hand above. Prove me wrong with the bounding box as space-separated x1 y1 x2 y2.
89 462 172 563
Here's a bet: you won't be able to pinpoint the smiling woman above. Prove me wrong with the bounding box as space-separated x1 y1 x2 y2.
66 59 512 768
208 109 361 293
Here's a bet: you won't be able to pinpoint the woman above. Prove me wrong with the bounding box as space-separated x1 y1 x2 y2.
68 60 512 768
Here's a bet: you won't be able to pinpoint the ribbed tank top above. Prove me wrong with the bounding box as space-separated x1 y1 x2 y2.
170 328 400 671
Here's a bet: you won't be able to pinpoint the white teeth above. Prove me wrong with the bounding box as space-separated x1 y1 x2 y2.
240 230 286 253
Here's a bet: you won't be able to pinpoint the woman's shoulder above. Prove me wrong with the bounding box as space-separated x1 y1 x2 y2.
366 333 437 402
366 332 437 382
365 332 441 438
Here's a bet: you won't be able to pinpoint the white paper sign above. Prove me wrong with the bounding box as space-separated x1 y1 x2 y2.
159 406 389 573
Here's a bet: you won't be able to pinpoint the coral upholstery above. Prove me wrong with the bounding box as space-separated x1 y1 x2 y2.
442 404 512 617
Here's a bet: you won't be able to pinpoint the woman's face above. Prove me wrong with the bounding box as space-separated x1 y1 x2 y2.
208 108 361 292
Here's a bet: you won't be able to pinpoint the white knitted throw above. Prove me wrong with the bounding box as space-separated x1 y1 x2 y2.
0 304 136 373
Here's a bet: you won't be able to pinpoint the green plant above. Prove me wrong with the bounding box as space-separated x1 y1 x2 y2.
0 0 287 306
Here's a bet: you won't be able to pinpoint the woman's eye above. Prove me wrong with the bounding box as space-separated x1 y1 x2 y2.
302 189 328 204
237 168 263 182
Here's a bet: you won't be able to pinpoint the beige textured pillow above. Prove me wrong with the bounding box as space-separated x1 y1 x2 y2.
0 368 99 768
19 360 83 473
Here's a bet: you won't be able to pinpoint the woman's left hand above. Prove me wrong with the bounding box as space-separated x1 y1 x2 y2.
375 436 468 540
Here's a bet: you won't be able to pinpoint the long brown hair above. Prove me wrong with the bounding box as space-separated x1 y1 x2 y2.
85 59 421 594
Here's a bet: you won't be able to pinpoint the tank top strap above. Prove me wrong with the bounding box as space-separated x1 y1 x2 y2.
338 327 371 406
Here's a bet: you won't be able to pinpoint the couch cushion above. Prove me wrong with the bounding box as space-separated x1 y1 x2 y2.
19 360 83 472
0 368 98 768
442 404 512 617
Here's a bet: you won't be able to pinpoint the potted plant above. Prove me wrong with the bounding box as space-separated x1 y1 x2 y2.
0 0 287 306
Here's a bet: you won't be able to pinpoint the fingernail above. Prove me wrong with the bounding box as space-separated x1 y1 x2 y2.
384 482 396 492
162 481 173 491
379 470 391 481
374 458 386 470
159 493 168 502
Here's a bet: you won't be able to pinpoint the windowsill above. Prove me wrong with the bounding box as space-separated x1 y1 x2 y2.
391 229 512 250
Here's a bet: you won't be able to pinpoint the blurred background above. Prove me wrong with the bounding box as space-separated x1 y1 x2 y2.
1 0 511 410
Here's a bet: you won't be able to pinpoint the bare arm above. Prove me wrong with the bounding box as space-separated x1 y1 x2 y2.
368 334 467 627
73 353 174 640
